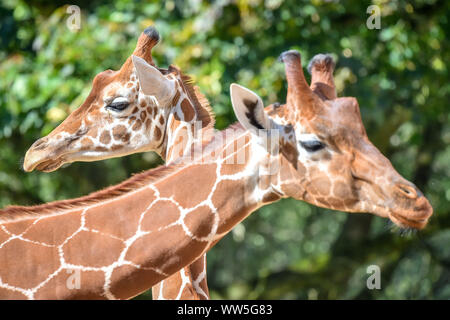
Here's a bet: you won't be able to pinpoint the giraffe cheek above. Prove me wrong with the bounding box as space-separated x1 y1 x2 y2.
310 176 331 197
296 162 306 176
333 181 353 199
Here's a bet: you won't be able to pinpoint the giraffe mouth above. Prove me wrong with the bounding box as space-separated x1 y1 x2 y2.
389 211 429 230
388 198 433 230
31 156 66 173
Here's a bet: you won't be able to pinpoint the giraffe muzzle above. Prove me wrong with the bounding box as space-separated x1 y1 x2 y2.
388 182 433 230
23 137 68 172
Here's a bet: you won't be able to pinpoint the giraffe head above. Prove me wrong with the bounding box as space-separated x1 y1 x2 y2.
23 26 213 172
231 50 432 230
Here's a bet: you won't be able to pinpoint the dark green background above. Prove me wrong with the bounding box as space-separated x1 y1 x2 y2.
0 0 448 299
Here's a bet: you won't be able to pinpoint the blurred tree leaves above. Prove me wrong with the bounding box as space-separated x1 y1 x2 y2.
0 0 448 299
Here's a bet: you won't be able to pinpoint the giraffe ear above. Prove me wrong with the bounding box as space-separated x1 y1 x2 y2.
132 55 175 102
230 83 271 131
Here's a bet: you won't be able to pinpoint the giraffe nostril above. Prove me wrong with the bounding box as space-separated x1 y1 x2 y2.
396 184 418 199
31 138 48 150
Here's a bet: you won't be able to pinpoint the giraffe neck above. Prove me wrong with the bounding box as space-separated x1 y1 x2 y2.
0 127 281 299
150 78 214 300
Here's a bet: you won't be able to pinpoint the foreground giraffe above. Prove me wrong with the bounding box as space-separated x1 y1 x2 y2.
0 50 432 299
21 27 214 299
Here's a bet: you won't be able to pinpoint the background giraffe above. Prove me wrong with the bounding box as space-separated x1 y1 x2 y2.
23 26 213 300
0 49 432 299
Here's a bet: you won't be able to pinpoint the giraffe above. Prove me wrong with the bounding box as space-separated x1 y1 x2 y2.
228 50 432 231
22 26 214 300
0 50 432 300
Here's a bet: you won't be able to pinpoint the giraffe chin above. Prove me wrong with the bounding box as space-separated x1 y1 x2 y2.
388 206 432 230
33 157 65 173
389 212 428 230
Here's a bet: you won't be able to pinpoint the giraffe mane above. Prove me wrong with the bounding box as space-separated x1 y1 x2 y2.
0 164 184 223
165 65 215 133
181 73 215 132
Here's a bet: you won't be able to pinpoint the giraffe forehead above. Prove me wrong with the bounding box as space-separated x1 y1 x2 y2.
272 102 365 142
103 73 138 99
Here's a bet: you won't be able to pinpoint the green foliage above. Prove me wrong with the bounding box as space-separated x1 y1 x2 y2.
0 0 448 299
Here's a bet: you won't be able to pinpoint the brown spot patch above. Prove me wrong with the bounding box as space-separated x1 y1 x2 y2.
3 219 35 235
121 132 131 142
80 137 93 150
109 264 162 300
310 176 331 196
180 99 195 122
281 140 299 169
0 238 59 288
211 179 257 234
112 125 127 140
327 197 345 209
158 114 164 125
145 119 151 130
333 181 352 199
125 225 207 276
87 127 98 138
154 126 162 141
140 100 147 108
189 258 205 281
0 227 10 244
85 188 156 239
132 119 142 131
22 210 82 246
95 146 109 152
158 164 217 208
99 131 111 144
160 272 184 298
184 206 215 239
262 191 281 203
140 111 147 122
34 269 106 300
141 200 180 233
168 127 189 159
63 230 125 268
343 198 358 207
111 144 122 151
0 287 28 299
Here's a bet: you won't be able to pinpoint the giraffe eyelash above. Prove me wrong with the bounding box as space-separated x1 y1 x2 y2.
106 101 129 112
106 97 130 112
299 140 325 152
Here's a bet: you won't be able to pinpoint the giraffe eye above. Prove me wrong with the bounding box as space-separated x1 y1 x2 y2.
300 140 325 152
106 97 129 112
